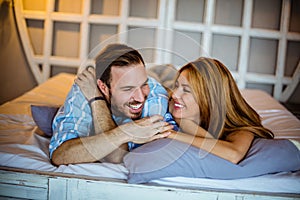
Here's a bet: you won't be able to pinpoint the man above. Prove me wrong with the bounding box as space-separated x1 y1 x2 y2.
50 44 172 165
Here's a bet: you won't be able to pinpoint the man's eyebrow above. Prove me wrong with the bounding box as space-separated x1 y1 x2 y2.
119 78 149 89
120 85 134 89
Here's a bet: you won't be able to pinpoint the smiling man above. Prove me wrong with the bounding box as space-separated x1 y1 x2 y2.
50 44 172 165
108 64 150 120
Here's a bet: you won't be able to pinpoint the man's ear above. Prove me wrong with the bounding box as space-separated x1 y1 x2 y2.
97 79 109 99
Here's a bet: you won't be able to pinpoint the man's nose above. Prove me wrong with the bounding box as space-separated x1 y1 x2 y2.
132 88 145 102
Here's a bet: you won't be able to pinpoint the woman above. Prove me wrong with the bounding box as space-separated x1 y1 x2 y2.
166 57 274 164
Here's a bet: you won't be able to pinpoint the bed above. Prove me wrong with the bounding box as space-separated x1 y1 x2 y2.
1 72 300 200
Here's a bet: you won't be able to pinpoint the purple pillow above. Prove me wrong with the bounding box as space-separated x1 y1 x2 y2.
31 105 59 137
124 138 300 184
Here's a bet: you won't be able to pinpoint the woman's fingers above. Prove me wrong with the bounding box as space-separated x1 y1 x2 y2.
152 131 172 140
156 124 174 133
136 115 174 133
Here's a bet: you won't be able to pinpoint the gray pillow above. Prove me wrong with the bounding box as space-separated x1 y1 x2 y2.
31 105 59 137
124 138 300 184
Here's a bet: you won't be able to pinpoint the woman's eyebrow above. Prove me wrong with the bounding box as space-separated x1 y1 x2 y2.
181 83 191 88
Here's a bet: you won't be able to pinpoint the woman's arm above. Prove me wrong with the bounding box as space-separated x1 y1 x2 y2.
175 118 213 138
168 130 254 164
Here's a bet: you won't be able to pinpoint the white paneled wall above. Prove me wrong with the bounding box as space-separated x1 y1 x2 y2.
14 0 300 101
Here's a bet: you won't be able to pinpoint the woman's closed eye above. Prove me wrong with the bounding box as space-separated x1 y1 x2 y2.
183 87 191 93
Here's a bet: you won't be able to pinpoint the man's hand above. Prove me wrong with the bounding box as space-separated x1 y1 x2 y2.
120 115 173 144
75 66 102 100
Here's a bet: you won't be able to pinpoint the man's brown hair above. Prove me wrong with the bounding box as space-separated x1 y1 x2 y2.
95 44 145 87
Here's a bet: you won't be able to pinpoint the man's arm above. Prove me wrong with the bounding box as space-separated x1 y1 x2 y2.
51 125 128 165
51 68 173 165
75 67 128 163
89 99 128 163
51 115 172 165
75 67 115 133
50 69 127 165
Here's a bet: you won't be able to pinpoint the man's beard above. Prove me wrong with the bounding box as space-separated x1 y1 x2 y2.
108 90 145 121
111 100 143 120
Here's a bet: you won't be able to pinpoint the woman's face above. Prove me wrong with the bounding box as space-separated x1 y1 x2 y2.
169 70 200 123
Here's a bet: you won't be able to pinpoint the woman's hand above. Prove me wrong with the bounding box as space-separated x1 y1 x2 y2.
119 115 173 144
75 66 102 100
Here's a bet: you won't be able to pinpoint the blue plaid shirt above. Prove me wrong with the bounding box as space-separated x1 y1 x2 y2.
49 77 169 158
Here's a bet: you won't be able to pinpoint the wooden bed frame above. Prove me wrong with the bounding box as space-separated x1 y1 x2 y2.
1 167 299 200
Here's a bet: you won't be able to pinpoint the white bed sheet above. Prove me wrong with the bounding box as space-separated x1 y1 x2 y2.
0 73 299 194
241 89 300 142
152 171 300 194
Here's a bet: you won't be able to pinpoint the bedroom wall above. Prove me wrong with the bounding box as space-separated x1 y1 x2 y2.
0 0 36 105
0 0 299 105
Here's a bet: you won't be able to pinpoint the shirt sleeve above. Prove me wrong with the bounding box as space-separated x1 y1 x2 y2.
49 84 93 158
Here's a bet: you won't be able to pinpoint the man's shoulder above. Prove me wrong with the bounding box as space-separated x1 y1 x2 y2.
67 84 84 96
147 76 168 95
69 83 81 93
54 83 91 121
147 76 159 84
147 76 165 89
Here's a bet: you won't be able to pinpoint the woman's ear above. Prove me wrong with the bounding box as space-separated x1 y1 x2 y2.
97 79 109 99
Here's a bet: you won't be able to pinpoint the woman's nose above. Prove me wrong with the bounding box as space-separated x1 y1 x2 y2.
172 88 180 99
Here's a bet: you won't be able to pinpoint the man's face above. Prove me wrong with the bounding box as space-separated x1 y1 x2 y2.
108 63 150 120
